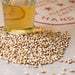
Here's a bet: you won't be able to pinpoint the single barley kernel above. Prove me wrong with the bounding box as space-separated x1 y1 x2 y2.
39 64 42 67
59 59 63 63
24 72 29 75
40 70 46 73
26 64 30 68
65 60 67 63
74 56 75 58
63 68 66 71
61 72 65 75
73 59 75 63
70 69 75 72
67 59 73 64
5 60 9 64
33 65 38 68
36 73 40 75
0 56 3 59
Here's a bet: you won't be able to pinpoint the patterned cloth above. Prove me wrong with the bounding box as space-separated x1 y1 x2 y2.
34 0 75 31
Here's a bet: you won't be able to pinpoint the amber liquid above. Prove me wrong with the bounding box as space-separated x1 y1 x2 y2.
2 1 36 34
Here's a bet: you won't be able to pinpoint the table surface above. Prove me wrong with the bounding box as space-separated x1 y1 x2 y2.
0 1 75 75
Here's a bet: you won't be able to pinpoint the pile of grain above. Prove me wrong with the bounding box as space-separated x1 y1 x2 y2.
0 26 70 66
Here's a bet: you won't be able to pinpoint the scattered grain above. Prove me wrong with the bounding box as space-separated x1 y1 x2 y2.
36 73 40 75
24 72 29 75
73 59 75 63
5 60 9 64
61 72 65 75
40 70 46 73
70 69 75 72
65 60 67 63
33 65 38 68
59 59 63 63
74 56 75 58
39 64 42 67
26 64 30 68
67 59 73 64
63 68 66 71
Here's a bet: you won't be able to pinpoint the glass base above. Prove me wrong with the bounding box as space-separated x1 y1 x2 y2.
5 28 33 34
